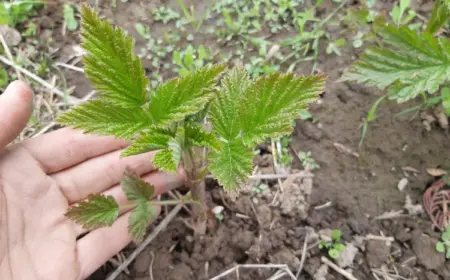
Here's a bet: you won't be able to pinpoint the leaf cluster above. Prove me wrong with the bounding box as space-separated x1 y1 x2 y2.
318 229 345 259
58 5 325 193
66 170 158 242
342 3 450 103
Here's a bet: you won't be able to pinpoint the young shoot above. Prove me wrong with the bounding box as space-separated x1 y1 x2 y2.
57 5 326 241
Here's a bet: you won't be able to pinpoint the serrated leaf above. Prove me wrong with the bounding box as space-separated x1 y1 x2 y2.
122 170 154 202
185 124 220 150
128 201 157 243
149 64 226 126
57 100 151 139
211 68 324 145
342 24 450 103
210 67 252 140
81 5 148 108
121 127 174 157
209 139 253 192
153 149 178 173
65 194 119 230
239 73 325 144
426 0 450 34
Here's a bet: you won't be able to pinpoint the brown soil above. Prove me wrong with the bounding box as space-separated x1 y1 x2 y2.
26 0 450 279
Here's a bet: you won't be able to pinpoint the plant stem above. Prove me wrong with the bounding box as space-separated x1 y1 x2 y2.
182 148 208 219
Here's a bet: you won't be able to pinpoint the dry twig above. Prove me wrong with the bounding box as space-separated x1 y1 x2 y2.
0 33 22 80
321 256 359 280
209 264 296 280
0 55 80 103
295 234 308 279
106 204 183 280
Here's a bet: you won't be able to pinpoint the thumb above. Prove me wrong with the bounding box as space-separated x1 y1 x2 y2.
0 80 33 150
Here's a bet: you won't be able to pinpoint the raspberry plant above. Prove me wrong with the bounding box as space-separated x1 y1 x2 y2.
341 0 450 145
58 5 325 242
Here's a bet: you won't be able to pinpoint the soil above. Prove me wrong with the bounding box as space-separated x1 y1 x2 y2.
15 0 450 279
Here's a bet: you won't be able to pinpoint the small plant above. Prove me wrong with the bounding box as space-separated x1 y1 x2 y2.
0 0 43 26
153 6 180 24
63 3 78 32
251 183 268 197
436 225 450 258
172 44 212 76
298 151 320 170
57 5 326 241
319 229 346 259
342 1 450 146
0 68 9 87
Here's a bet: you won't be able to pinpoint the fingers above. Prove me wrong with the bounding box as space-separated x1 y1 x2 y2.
74 170 183 236
0 81 33 150
76 206 161 279
22 127 127 174
53 148 156 203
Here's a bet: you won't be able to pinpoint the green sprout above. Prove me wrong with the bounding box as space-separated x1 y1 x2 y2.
319 229 345 259
436 225 450 259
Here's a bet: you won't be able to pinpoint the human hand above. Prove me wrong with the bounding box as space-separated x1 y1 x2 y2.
0 81 184 280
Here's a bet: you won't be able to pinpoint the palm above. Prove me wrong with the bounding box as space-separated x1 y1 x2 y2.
0 147 79 279
0 81 182 280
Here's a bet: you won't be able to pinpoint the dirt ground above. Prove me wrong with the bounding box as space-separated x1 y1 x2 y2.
7 0 450 279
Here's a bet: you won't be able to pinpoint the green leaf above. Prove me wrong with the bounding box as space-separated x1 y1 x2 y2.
57 100 151 139
442 230 450 241
148 64 226 126
135 23 149 39
331 229 342 241
128 201 157 243
185 124 220 150
239 72 325 145
342 24 450 103
426 0 450 34
442 87 450 116
122 170 155 202
65 194 119 230
121 127 174 157
210 67 252 140
436 241 446 253
80 5 149 108
334 243 346 252
329 248 340 259
367 95 387 121
153 149 178 173
447 248 450 259
209 139 253 192
63 4 78 31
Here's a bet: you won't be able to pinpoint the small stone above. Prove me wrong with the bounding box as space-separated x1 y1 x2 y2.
313 264 328 280
185 235 194 242
397 178 408 192
0 25 21 46
425 271 440 280
270 248 300 271
366 240 391 267
305 257 321 277
337 243 359 268
257 204 272 227
412 231 445 270
231 229 254 251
